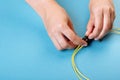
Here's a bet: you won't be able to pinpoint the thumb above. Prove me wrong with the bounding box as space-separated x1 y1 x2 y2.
85 16 94 36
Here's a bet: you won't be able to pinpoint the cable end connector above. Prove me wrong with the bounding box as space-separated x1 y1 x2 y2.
82 36 93 46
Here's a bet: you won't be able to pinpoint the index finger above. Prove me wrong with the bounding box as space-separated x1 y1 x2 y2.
62 25 87 46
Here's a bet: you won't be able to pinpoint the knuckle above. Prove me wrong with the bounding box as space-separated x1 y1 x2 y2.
57 23 66 29
94 8 102 13
92 31 98 37
94 29 102 37
93 33 98 37
98 27 102 31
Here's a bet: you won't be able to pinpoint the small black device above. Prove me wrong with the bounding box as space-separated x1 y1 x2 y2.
82 36 93 46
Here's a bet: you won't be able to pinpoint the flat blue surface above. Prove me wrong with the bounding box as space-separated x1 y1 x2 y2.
0 0 120 80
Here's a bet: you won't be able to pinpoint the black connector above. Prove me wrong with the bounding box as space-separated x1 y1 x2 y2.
82 36 93 46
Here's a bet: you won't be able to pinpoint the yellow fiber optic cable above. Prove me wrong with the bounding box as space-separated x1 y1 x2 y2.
71 28 120 80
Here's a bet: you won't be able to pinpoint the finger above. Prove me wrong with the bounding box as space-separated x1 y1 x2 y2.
68 41 77 49
63 35 77 48
55 33 75 50
96 11 112 40
62 25 87 46
50 35 62 50
55 33 68 49
89 12 103 40
85 16 94 36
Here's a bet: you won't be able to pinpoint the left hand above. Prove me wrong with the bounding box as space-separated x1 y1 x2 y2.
86 0 115 40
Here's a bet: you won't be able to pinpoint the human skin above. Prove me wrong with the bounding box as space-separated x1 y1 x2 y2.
86 0 115 40
26 0 115 50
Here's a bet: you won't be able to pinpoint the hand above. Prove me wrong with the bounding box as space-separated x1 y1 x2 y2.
26 0 87 50
43 1 87 50
86 0 115 40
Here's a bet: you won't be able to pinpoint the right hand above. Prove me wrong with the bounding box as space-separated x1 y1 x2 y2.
42 1 87 50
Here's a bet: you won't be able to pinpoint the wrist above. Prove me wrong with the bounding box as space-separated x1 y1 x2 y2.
26 0 56 19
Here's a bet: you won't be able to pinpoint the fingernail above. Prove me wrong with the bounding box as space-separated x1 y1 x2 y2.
89 36 93 39
85 32 88 36
95 38 98 40
83 44 87 46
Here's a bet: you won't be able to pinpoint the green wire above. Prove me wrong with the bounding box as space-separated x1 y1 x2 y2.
71 28 120 80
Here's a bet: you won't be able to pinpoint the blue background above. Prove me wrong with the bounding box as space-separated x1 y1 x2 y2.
0 0 120 80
